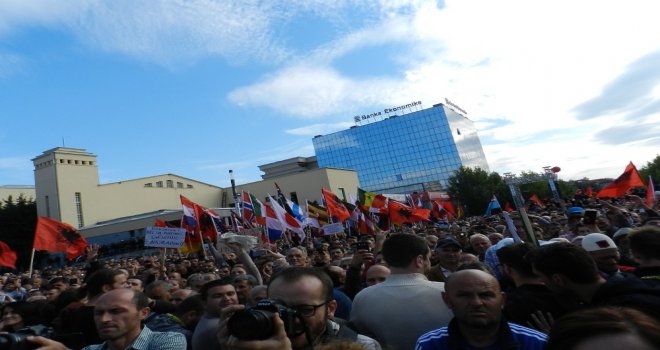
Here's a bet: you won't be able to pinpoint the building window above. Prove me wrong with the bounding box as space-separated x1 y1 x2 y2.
74 192 84 228
177 182 183 188
144 183 153 187
338 187 346 201
166 180 173 188
67 160 72 164
75 160 79 165
187 184 193 189
45 195 50 217
156 181 163 188
89 161 94 165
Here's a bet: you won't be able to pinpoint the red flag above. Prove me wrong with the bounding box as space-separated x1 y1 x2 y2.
431 199 454 220
388 200 430 225
358 213 375 235
34 217 88 261
647 176 656 208
321 188 351 222
585 186 593 197
529 194 545 209
597 162 645 198
0 240 17 269
154 219 172 228
371 195 388 213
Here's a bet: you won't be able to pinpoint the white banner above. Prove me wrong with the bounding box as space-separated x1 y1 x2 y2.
144 227 186 248
322 222 344 235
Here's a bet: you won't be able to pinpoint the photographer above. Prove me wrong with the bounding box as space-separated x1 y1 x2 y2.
218 267 380 350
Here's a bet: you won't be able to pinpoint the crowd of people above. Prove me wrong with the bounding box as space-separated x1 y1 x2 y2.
1 193 660 350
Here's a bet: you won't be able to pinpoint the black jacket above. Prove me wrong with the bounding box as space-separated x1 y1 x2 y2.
592 273 660 321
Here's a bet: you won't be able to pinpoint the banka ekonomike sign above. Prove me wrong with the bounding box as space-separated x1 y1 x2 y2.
353 101 422 123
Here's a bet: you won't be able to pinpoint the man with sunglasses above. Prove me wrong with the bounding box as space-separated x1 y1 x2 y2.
218 267 381 349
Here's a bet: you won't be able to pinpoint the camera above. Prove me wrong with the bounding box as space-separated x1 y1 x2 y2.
356 241 371 252
583 209 598 225
0 325 53 350
227 299 300 340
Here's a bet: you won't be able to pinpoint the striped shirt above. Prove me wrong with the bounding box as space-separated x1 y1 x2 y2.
416 319 547 350
82 326 186 350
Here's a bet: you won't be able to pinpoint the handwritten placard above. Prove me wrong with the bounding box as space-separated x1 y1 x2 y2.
322 222 344 235
144 227 186 248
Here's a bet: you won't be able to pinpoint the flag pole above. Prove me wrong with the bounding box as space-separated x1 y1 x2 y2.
28 248 36 276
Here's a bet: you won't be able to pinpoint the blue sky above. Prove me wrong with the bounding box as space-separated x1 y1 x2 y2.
1 0 660 189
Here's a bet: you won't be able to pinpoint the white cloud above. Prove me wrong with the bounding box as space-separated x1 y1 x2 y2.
226 0 660 178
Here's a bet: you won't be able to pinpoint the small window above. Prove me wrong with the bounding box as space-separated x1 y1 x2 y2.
166 180 174 188
144 183 153 187
89 161 94 165
67 160 72 164
177 182 183 188
82 161 87 165
187 184 193 189
75 160 79 164
156 181 163 188
60 159 64 164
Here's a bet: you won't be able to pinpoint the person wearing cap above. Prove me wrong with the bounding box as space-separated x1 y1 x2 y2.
629 226 660 286
581 233 629 279
559 207 584 238
528 242 660 321
427 237 462 282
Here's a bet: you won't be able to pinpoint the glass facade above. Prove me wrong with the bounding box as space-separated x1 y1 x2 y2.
313 104 489 193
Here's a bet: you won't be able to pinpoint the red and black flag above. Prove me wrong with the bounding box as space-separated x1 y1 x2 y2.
34 216 88 261
321 188 351 222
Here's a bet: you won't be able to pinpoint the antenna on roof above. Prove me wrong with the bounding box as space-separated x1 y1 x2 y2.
62 137 65 147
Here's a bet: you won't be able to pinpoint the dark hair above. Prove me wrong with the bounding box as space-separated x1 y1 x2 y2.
629 226 660 260
232 274 258 287
456 261 494 275
54 288 83 313
145 280 174 294
546 307 660 350
48 277 69 288
496 243 536 278
200 277 234 301
526 242 600 283
131 290 151 310
1 302 44 328
269 267 334 301
175 294 204 316
382 234 429 268
86 269 125 298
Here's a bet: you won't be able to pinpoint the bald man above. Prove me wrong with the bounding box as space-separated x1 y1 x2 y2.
365 264 390 286
416 270 547 349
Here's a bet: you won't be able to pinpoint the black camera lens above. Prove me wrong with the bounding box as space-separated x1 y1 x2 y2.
227 309 276 340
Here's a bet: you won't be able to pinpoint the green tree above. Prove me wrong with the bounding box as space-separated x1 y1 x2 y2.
517 171 577 203
640 154 660 182
0 194 37 271
447 167 508 216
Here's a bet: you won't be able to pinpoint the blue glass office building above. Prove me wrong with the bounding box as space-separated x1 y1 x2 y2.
313 102 489 193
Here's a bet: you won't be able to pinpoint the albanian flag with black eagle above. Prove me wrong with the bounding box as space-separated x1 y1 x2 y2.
33 216 88 261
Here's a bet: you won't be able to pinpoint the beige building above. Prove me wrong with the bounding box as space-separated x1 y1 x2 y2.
0 185 36 203
30 147 358 242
